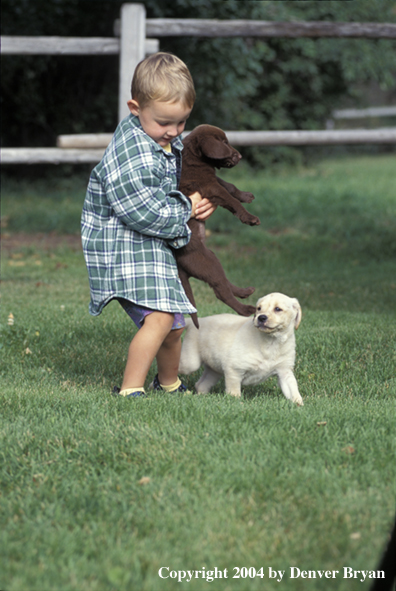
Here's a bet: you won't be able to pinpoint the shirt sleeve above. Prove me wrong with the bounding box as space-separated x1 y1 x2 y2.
103 151 192 245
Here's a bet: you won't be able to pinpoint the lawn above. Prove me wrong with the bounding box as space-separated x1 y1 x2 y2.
1 154 395 591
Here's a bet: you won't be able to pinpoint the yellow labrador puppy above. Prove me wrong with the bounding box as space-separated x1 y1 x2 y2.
179 293 303 405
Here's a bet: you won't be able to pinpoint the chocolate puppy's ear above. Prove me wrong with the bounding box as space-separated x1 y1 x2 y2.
200 136 234 160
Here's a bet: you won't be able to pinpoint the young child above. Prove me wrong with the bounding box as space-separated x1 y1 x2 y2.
81 52 214 398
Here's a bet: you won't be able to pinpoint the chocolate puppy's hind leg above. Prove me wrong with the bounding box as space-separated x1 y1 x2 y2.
179 247 256 317
178 266 199 328
229 283 255 299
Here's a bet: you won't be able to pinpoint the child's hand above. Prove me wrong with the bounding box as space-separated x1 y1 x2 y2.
189 192 217 221
195 198 217 221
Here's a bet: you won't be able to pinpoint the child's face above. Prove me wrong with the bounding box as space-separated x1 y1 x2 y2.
128 99 192 147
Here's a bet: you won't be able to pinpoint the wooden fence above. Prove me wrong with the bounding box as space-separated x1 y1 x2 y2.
1 3 396 164
326 106 396 129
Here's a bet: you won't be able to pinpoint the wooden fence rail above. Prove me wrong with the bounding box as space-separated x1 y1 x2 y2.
144 19 396 39
4 19 396 55
332 106 396 120
56 128 396 149
1 4 396 164
1 36 158 56
326 106 396 129
2 128 395 165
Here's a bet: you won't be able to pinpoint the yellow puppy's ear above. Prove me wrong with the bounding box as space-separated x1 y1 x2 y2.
293 299 302 329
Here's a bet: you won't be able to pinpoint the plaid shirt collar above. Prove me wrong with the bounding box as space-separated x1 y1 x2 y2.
128 114 184 154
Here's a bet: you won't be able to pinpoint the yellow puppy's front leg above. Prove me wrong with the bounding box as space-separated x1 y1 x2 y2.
224 370 243 398
277 369 303 406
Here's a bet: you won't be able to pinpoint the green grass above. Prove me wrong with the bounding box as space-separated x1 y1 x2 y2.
1 172 89 234
1 155 396 590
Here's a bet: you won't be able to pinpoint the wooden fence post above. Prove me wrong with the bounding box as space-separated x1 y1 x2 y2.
118 4 146 122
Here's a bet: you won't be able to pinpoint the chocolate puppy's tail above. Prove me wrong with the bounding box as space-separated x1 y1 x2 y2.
190 312 199 329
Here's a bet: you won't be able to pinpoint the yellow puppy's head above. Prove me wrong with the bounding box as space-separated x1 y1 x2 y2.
253 293 301 333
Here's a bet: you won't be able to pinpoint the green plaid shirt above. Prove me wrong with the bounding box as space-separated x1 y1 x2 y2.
81 114 196 316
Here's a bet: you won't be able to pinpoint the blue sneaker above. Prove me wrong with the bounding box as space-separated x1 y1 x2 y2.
112 387 145 398
151 374 190 394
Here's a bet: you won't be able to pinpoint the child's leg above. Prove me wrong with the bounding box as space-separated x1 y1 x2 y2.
156 327 184 386
121 311 174 391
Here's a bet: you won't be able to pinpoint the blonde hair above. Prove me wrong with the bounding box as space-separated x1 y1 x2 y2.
131 52 195 109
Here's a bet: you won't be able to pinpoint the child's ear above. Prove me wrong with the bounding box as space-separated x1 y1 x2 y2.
127 100 140 116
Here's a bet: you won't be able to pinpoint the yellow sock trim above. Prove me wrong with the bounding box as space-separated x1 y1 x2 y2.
160 378 181 392
119 387 145 397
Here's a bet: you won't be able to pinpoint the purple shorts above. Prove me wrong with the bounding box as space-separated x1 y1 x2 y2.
117 299 186 330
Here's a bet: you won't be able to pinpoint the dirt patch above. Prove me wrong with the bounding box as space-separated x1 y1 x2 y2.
1 232 82 254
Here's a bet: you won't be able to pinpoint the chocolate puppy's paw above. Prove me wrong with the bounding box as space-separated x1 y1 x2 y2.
239 191 255 204
247 215 260 226
237 304 257 317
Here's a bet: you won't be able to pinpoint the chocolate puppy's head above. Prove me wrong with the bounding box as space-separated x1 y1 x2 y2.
183 124 241 169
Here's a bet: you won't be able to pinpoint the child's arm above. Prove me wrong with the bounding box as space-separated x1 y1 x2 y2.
189 191 203 218
104 164 192 243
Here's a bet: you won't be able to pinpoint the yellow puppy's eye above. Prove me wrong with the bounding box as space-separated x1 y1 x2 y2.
275 307 282 312
257 306 261 311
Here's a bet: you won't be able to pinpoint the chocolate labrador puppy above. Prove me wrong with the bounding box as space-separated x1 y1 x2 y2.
175 124 260 328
